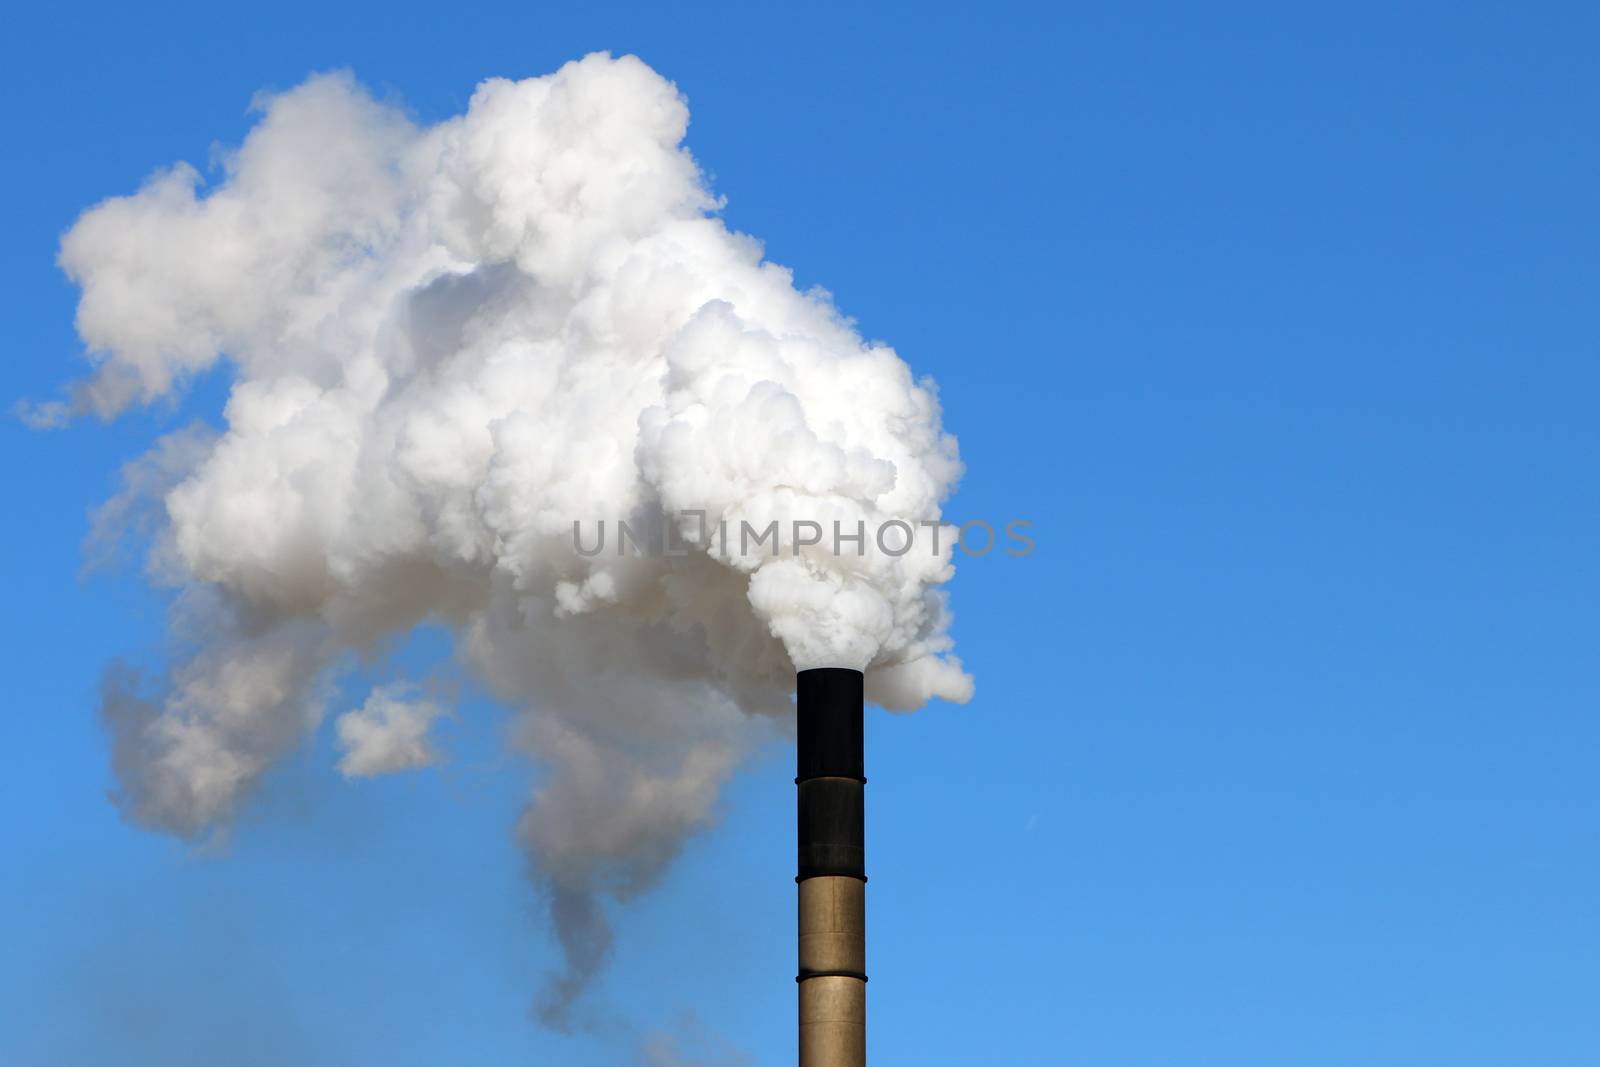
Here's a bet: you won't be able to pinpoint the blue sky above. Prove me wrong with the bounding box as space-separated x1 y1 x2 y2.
2 2 1597 1064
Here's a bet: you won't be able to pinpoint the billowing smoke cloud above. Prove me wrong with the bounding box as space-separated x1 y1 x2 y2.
54 53 970 1023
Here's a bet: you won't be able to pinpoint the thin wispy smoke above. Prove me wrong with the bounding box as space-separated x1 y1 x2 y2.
641 1014 754 1066
51 53 971 1022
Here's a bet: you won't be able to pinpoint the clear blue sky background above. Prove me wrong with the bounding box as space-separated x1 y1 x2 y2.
2 3 1597 1064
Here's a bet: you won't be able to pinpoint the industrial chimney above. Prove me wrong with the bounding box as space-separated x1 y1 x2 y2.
796 667 867 1066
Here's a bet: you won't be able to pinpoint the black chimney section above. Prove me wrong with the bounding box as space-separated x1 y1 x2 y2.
797 668 865 881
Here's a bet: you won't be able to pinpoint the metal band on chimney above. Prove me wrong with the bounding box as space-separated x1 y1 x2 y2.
797 970 869 983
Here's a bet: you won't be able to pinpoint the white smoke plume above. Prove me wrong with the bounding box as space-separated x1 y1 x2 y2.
335 683 445 778
56 52 971 1024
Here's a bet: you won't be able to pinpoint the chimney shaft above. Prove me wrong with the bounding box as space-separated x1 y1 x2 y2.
796 668 867 1067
